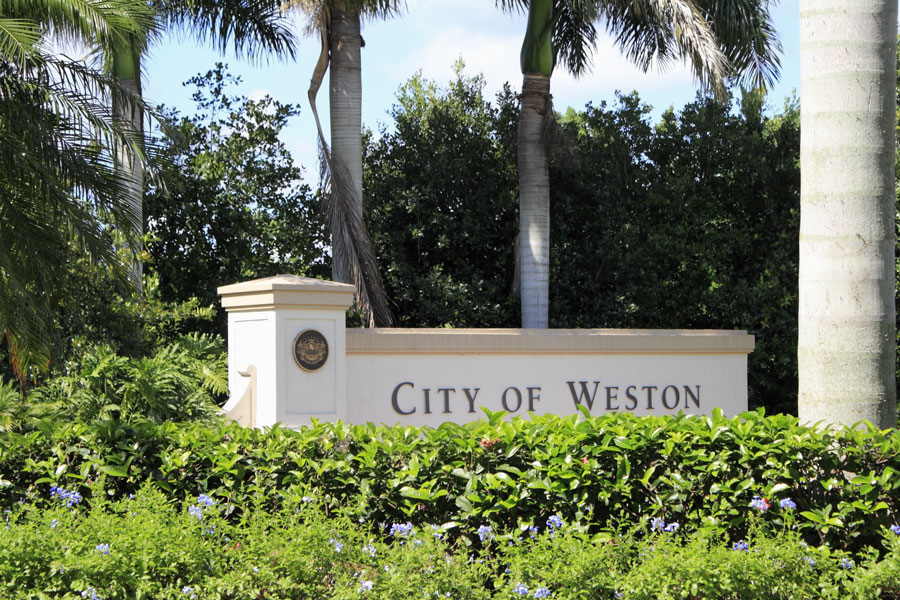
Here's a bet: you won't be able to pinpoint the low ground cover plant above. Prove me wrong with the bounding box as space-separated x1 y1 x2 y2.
1 484 899 599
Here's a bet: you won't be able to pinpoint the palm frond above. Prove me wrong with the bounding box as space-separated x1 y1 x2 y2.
158 0 297 63
287 0 392 326
494 0 527 14
0 40 153 379
5 0 158 53
0 17 40 67
552 0 599 77
600 0 729 100
336 0 405 21
694 0 781 90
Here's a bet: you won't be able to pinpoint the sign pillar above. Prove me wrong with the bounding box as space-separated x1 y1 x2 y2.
218 275 354 428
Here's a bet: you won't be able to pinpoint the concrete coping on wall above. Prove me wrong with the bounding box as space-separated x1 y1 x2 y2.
218 274 356 312
347 328 755 355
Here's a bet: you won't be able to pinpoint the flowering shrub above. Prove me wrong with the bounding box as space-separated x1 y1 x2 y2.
1 410 899 555
2 484 900 599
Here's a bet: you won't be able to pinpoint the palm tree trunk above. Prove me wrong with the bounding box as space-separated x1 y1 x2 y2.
797 0 897 428
328 3 363 284
112 44 144 294
518 73 551 328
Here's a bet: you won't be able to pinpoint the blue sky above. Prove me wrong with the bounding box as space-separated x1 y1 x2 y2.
143 0 800 183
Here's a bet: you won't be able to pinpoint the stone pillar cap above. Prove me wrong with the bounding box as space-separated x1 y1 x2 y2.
218 274 356 311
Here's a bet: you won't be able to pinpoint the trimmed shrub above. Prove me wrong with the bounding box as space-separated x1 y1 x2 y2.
1 411 898 556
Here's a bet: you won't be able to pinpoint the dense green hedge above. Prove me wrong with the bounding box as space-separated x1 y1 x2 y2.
2 411 898 556
2 485 900 599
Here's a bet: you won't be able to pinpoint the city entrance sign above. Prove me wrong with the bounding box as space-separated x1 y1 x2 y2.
219 275 753 428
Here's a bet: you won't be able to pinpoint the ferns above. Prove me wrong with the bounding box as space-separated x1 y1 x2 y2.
23 334 228 426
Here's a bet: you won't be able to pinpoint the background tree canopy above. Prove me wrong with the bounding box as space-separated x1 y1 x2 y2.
0 62 813 417
364 66 799 413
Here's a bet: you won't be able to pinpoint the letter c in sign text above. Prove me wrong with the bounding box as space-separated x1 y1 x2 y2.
391 381 415 415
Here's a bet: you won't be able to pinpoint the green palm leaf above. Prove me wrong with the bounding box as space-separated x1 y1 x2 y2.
0 0 154 387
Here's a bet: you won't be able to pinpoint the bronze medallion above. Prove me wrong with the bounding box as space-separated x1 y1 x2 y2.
293 329 329 372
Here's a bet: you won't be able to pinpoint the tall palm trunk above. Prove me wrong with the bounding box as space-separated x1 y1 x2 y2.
517 0 554 329
112 43 144 293
329 4 363 284
797 0 897 428
518 73 551 328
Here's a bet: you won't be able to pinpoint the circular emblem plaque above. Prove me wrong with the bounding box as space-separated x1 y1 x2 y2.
293 329 329 372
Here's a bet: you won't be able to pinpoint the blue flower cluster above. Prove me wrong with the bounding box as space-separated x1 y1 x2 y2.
477 524 493 543
50 486 82 508
732 540 749 552
389 522 414 537
891 524 900 536
779 497 797 510
187 494 215 522
329 538 344 553
81 587 102 599
95 543 110 555
749 496 770 512
513 583 552 598
546 515 564 530
650 517 679 532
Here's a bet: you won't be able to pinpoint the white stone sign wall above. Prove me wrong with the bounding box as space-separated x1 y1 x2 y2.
219 276 754 428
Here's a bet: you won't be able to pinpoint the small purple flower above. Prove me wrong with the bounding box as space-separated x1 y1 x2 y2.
802 556 816 566
749 496 770 512
514 583 528 595
329 538 343 553
389 522 414 537
841 558 854 570
614 593 624 600
301 495 313 503
363 543 376 557
546 515 564 530
95 543 110 555
528 526 539 539
359 580 373 592
50 486 82 508
534 587 551 598
50 519 59 529
197 494 215 507
664 522 679 532
890 524 900 536
81 587 102 600
779 498 797 510
732 540 749 552
477 524 494 542
650 517 666 531
188 505 203 521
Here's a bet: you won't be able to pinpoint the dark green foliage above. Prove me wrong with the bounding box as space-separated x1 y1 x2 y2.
365 65 520 326
146 64 329 331
30 333 226 425
550 91 800 414
2 411 898 556
365 81 801 413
